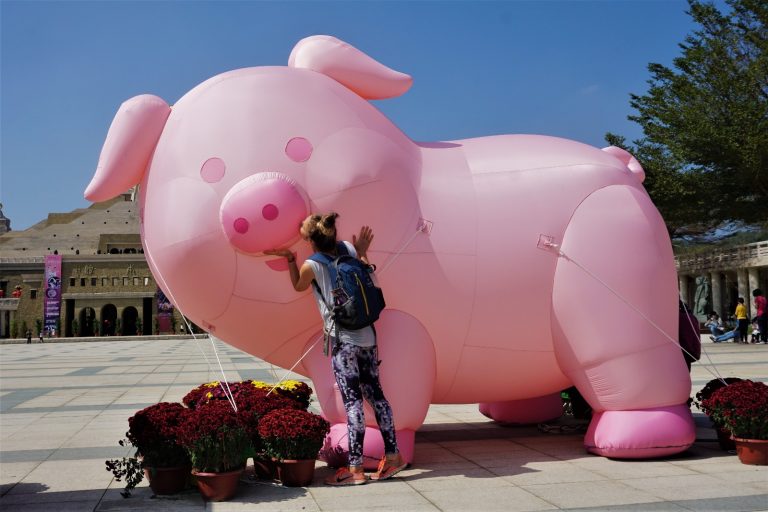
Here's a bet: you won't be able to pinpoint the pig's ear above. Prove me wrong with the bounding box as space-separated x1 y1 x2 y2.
84 95 171 202
602 146 645 183
288 35 412 100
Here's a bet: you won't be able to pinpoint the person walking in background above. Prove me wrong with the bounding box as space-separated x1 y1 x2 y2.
26 330 31 344
753 289 766 343
735 297 749 344
38 330 44 343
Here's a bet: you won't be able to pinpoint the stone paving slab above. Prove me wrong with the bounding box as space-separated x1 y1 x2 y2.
0 336 766 511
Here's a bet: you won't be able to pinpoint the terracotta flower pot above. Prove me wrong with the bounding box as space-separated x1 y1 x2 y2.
193 468 244 501
253 456 279 481
144 465 191 495
715 425 736 451
276 459 316 487
733 438 768 465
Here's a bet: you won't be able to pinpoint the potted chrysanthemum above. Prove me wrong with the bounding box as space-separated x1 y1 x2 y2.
700 380 768 465
183 380 306 480
105 402 191 497
258 408 330 486
176 399 253 501
694 377 743 450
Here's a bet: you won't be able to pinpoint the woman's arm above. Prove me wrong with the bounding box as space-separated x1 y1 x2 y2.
264 249 315 291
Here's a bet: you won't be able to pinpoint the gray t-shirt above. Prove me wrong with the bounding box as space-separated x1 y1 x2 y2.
306 241 376 348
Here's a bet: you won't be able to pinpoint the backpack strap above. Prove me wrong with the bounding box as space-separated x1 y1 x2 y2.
336 241 350 256
310 278 337 357
307 245 346 356
308 242 353 285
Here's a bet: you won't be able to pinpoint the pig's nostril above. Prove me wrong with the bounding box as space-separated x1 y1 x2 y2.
262 204 279 221
233 217 249 234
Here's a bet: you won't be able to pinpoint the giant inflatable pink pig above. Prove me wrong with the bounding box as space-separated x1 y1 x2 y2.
85 35 695 464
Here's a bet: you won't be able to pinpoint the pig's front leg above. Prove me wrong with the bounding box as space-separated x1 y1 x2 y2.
303 310 435 470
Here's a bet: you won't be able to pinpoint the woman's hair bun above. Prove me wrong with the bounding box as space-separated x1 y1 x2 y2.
321 212 339 228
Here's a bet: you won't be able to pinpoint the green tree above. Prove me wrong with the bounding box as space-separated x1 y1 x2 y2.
610 0 768 231
605 134 708 235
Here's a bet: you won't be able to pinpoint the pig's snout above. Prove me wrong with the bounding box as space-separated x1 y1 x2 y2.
220 173 307 254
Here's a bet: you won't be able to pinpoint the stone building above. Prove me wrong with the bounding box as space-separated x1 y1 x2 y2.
0 194 185 338
676 241 768 322
0 204 10 234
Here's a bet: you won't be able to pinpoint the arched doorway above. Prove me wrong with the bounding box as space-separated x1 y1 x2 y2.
101 304 117 336
78 307 96 337
122 307 138 336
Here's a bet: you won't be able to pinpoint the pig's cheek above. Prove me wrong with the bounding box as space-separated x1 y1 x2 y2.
305 128 384 198
143 177 223 247
148 231 235 322
142 177 235 320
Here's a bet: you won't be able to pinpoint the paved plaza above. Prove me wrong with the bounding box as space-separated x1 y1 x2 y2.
0 336 766 511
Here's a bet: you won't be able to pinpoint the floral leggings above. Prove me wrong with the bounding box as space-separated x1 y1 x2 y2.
331 341 398 467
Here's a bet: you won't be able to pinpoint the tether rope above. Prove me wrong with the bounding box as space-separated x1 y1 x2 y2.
143 246 238 412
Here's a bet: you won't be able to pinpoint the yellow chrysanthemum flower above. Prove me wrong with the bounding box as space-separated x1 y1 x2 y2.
280 380 302 391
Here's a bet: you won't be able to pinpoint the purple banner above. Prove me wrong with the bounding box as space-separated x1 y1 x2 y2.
156 288 174 334
43 255 62 334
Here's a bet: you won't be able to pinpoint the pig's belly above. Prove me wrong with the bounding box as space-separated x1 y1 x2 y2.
433 341 571 404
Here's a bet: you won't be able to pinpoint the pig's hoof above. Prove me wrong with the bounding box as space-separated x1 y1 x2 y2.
320 423 415 471
584 404 695 458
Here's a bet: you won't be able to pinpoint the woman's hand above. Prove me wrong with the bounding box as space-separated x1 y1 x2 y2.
264 248 294 261
353 225 374 257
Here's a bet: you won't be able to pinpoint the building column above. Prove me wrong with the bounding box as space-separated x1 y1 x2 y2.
9 311 15 338
679 274 690 307
737 269 750 318
710 271 723 317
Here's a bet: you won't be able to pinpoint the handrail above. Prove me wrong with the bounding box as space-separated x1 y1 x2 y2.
0 298 20 310
675 241 768 271
0 257 44 264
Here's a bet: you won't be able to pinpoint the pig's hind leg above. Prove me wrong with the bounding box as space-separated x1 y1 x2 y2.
550 185 694 458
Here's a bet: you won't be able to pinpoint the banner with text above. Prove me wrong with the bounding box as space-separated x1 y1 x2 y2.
43 254 62 334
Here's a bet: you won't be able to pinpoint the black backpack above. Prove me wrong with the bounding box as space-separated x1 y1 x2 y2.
308 242 386 335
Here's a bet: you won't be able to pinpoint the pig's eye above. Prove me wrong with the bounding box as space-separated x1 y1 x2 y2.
201 157 226 183
285 137 313 162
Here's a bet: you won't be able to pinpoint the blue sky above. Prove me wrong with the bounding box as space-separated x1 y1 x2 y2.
1 0 727 231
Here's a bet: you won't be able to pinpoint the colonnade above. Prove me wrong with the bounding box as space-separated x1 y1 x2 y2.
677 241 768 322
